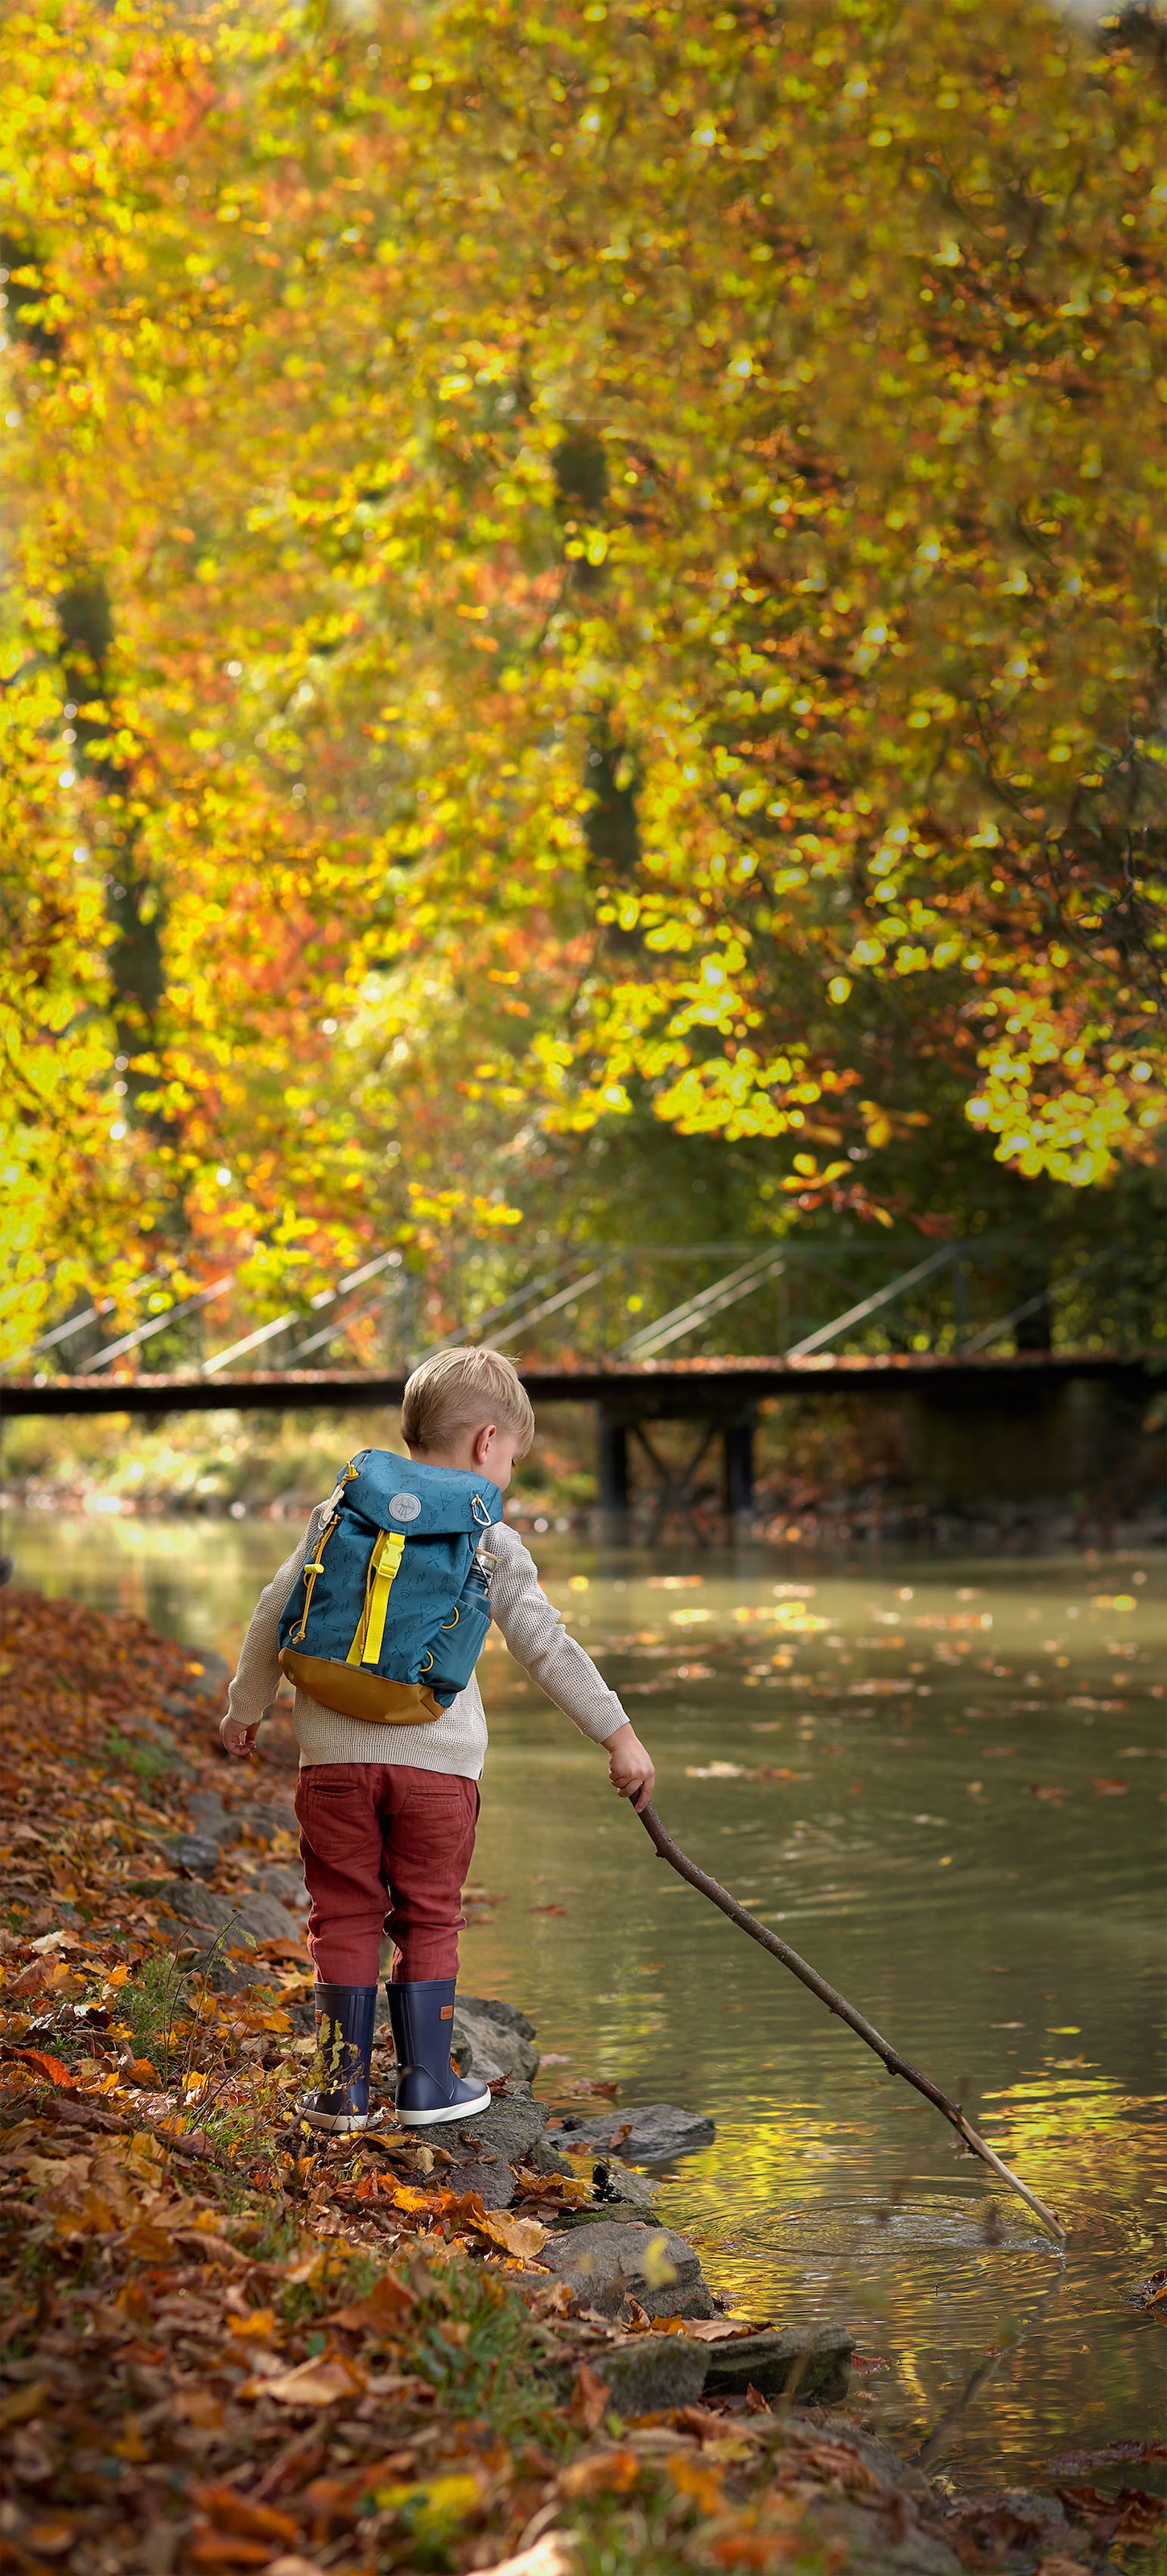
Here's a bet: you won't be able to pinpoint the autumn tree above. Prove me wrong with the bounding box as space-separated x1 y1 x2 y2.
1 0 1161 1352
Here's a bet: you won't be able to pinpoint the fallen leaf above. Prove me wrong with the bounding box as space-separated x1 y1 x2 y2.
1058 2484 1165 2545
1091 1777 1128 1795
176 2391 226 2429
1026 1784 1070 1804
0 2381 50 2427
189 2536 278 2567
479 2539 576 2576
328 2272 417 2332
191 2485 299 2545
559 2447 641 2500
245 2353 368 2407
569 2363 611 2435
2 2047 76 2087
462 2199 549 2262
227 2306 281 2341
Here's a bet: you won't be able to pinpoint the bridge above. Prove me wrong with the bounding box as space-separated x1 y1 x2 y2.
6 1235 1161 1529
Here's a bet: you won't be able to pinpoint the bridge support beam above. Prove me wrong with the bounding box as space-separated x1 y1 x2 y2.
723 1414 755 1528
597 1411 630 1538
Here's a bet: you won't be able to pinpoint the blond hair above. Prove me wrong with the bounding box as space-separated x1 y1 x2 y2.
402 1345 535 1457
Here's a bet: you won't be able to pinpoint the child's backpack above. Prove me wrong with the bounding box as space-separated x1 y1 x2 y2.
277 1451 502 1725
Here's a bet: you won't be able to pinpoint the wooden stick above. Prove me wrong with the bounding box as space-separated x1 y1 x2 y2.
635 1800 1066 2251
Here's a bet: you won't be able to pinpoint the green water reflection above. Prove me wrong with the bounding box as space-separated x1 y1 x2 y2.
6 1509 1165 2486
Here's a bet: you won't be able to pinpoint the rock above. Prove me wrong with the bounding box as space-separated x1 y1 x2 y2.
164 1835 223 1880
159 1879 299 1947
996 2490 1073 2538
592 2334 711 2415
592 2156 656 2211
185 1791 241 1846
539 2220 715 2321
810 2499 960 2575
815 2421 913 2487
447 2082 549 2165
703 2324 853 2406
527 2136 574 2179
179 1649 232 1701
249 1863 309 1910
460 1996 536 2042
555 2103 715 2164
552 2202 651 2233
436 2154 517 2211
111 1714 195 1779
452 1999 539 2086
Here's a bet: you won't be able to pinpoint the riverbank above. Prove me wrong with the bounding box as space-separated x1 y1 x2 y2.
2 1583 1161 2573
5 1396 1163 1558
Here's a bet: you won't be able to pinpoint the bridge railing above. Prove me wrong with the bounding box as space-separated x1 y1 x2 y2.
6 1230 1162 1389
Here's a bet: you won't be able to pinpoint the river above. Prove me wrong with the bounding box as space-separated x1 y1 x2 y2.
6 1508 1164 2492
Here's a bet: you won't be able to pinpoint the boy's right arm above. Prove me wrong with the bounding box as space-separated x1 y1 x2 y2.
219 1510 321 1760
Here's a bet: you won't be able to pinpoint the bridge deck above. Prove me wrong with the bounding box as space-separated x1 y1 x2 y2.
2 1350 1156 1418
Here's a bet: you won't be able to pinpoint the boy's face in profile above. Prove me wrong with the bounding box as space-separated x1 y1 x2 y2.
406 1414 523 1492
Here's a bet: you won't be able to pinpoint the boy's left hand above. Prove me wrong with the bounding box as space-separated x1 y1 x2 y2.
605 1721 655 1812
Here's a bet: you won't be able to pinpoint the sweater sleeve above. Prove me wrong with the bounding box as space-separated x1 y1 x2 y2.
484 1523 628 1744
225 1509 323 1730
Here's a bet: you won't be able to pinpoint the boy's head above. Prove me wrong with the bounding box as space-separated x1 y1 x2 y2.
401 1346 534 1491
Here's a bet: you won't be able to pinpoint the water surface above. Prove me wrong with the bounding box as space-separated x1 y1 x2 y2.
6 1509 1165 2487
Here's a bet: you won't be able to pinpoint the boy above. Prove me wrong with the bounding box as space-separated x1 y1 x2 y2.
221 1346 654 2133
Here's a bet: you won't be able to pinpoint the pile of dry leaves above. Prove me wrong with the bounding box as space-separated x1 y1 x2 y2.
2 1584 1162 2576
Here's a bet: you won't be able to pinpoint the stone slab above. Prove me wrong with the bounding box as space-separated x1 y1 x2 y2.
446 2082 549 2165
593 2334 711 2415
435 2154 516 2211
554 2103 715 2163
452 2000 539 2086
552 2202 652 2233
592 2154 656 2210
539 2220 715 2321
702 2323 853 2405
159 1879 298 1946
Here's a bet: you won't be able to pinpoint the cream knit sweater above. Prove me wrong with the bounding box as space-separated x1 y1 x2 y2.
225 1507 629 1777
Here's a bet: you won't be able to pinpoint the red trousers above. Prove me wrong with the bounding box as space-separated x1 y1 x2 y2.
295 1763 480 1988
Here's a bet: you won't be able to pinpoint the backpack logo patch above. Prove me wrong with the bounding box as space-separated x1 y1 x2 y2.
387 1491 423 1522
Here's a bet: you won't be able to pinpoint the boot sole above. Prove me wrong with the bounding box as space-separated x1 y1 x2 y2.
395 2085 492 2128
298 2104 385 2137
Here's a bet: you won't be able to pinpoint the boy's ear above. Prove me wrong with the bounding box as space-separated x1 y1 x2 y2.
472 1421 498 1468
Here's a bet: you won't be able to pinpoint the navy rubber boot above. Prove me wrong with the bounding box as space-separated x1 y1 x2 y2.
300 1984 378 2135
386 1978 491 2128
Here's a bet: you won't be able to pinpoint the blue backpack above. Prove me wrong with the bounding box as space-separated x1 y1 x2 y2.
277 1451 502 1725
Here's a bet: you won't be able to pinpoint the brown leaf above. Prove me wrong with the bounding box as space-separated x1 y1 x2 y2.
477 2540 576 2576
559 2447 641 2500
1091 1777 1128 1795
189 2535 278 2568
244 2353 367 2408
569 2363 611 2435
328 2273 417 2333
191 2484 299 2544
1058 2484 1166 2544
2 2048 76 2088
0 2381 50 2428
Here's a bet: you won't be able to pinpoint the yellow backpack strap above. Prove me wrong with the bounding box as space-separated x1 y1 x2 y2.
346 1530 406 1669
